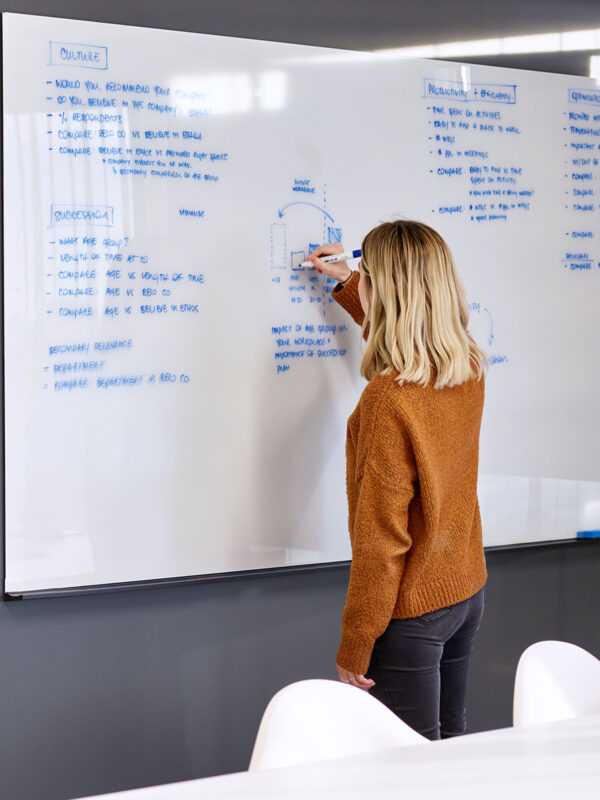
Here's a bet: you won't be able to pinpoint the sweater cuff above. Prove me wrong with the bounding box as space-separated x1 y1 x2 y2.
330 271 366 329
332 269 359 297
336 632 376 676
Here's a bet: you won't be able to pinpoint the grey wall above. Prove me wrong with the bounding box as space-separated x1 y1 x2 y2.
1 543 599 800
1 3 599 799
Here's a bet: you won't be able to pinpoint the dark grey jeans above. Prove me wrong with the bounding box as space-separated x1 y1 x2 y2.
366 585 486 740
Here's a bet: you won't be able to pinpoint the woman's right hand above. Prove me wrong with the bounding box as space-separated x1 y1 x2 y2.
307 242 353 284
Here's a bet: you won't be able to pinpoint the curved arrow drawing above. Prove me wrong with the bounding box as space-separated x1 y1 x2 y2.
483 307 494 346
277 201 335 223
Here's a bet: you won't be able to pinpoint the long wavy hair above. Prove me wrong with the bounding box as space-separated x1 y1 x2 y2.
359 220 488 389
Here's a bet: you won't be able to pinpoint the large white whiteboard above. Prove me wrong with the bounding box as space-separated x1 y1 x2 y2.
3 13 600 594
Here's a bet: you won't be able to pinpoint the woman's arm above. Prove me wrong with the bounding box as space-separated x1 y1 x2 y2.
337 465 415 676
337 405 417 677
307 244 368 337
330 271 366 329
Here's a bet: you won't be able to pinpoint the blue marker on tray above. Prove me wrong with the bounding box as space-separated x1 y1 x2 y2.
300 249 361 268
577 530 600 539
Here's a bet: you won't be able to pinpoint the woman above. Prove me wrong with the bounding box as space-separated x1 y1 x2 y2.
307 220 488 741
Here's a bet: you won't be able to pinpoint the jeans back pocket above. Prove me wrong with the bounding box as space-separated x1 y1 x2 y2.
413 605 453 626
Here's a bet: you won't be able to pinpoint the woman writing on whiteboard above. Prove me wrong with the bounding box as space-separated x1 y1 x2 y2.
308 220 489 740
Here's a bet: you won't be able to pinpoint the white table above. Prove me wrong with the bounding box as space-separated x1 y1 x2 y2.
80 712 600 799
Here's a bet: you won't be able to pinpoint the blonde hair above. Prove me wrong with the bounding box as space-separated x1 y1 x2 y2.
359 220 488 389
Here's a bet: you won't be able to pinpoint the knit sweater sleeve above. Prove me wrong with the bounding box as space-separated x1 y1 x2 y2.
331 271 369 339
336 400 417 675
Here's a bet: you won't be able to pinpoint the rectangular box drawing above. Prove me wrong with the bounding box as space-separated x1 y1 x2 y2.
50 204 114 227
270 223 286 269
568 87 600 106
423 78 517 104
291 250 305 270
327 227 342 244
49 41 109 70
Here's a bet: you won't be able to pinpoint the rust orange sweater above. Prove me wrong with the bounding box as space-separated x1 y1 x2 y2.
332 271 487 674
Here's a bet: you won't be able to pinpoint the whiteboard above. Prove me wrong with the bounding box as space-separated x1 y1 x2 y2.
3 13 600 594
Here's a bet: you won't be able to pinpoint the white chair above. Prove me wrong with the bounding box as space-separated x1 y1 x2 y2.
249 678 427 771
513 640 600 727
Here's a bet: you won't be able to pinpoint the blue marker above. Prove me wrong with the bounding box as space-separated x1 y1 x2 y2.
577 530 600 539
300 249 361 268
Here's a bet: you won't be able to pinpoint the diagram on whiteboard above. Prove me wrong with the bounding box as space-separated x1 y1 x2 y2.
270 180 342 271
270 179 342 289
268 179 351 374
